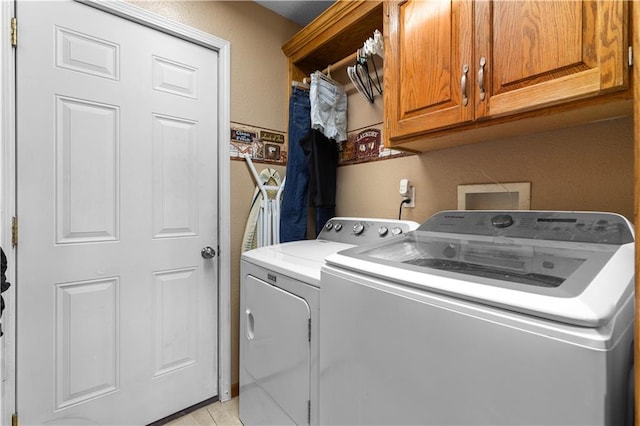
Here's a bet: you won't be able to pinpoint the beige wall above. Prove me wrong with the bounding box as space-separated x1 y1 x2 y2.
130 0 300 390
336 117 634 223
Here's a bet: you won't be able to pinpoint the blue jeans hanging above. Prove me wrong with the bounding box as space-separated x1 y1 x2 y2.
280 87 311 242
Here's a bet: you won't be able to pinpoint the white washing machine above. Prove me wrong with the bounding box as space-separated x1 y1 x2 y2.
239 217 419 426
320 211 635 426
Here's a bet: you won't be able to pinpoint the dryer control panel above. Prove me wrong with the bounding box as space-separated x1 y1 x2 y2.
319 217 419 245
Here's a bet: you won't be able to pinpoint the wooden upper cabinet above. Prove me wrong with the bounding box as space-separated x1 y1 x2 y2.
384 0 630 150
384 0 474 138
476 0 629 118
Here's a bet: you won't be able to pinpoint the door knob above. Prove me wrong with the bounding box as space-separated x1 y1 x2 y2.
201 246 216 259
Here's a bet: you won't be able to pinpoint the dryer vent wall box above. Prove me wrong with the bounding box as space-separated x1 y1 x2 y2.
458 182 531 210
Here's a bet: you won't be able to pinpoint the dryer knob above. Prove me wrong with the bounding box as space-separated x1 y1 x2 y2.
353 223 364 235
325 222 333 230
391 227 403 236
334 223 342 232
378 226 388 236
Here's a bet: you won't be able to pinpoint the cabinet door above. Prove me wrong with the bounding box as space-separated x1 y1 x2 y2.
476 0 629 118
384 0 474 144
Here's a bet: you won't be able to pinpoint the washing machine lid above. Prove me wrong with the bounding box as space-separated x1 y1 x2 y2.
243 240 354 285
325 211 635 326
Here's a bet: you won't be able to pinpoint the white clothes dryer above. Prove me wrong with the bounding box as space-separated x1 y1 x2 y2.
239 217 418 426
320 211 635 426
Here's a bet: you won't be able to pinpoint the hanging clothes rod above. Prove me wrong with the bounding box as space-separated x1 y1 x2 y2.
302 51 358 85
322 51 358 75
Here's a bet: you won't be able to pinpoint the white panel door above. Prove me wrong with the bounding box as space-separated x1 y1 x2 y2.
16 1 219 424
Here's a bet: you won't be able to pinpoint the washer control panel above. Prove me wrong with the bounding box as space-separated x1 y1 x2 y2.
419 211 634 245
319 217 420 245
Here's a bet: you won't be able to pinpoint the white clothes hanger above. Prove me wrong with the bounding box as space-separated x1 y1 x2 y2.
292 80 309 90
314 69 339 86
348 49 374 103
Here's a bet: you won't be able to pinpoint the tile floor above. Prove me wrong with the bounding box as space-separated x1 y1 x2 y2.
162 397 241 426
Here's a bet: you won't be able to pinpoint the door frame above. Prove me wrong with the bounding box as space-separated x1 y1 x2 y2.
0 0 232 421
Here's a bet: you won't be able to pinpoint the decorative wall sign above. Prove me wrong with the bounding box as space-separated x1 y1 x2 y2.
231 129 256 144
341 137 357 163
338 126 411 165
230 123 287 165
260 130 285 144
264 143 281 161
253 141 264 159
230 141 253 158
229 123 409 166
356 129 380 161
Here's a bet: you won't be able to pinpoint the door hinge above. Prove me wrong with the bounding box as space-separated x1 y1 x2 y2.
629 46 633 67
308 318 311 342
10 17 17 48
11 217 17 248
307 400 311 424
12 413 18 426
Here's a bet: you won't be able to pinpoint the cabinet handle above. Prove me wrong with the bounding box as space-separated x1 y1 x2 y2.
461 64 469 106
478 57 486 101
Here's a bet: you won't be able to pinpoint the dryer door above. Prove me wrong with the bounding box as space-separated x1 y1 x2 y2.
241 275 311 425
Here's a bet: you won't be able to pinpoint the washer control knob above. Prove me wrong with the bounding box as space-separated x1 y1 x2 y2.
391 227 403 236
491 214 513 228
334 223 342 232
378 226 388 237
324 222 333 230
353 222 365 235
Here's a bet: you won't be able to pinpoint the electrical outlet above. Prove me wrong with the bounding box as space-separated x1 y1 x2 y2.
403 186 415 208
